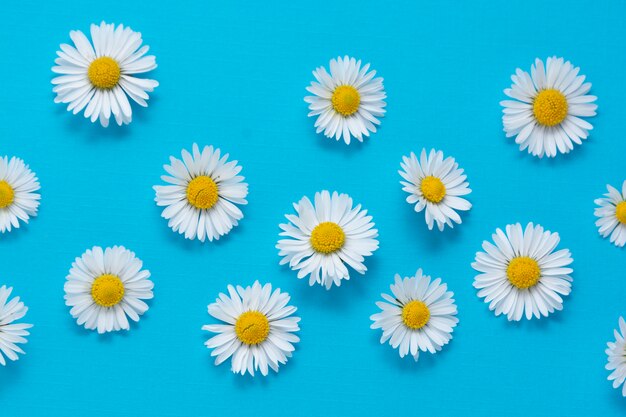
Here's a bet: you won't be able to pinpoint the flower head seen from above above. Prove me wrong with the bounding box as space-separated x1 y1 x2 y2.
154 144 248 242
52 21 158 127
64 246 153 334
399 149 472 231
595 180 626 247
606 317 626 396
277 190 379 289
472 223 573 321
202 281 300 377
0 156 41 234
370 269 458 361
0 286 33 366
501 56 597 158
305 56 386 145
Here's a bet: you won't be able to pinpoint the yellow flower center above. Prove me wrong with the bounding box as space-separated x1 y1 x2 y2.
506 256 541 289
235 311 270 345
402 300 430 330
186 176 219 210
88 57 121 89
331 85 361 116
91 274 125 307
310 222 346 254
532 89 568 127
0 181 15 208
616 201 626 225
420 176 446 203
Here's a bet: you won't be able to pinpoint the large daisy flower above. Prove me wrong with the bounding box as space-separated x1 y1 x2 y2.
64 246 153 334
0 156 41 233
501 56 597 158
399 149 471 231
0 285 33 366
52 21 158 127
594 180 626 247
202 281 300 377
370 269 458 361
154 144 248 242
304 56 386 145
472 223 573 321
276 190 379 289
606 317 626 396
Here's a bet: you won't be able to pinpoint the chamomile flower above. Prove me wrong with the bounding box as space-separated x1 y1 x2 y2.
399 149 471 231
606 317 626 396
305 56 386 145
370 269 458 361
277 190 379 289
64 246 153 334
594 180 626 247
0 286 33 366
52 21 158 127
501 57 597 158
472 223 573 321
202 281 300 377
154 144 248 242
0 156 41 234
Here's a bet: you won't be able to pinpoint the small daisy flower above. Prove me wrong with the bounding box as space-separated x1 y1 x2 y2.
154 144 248 242
304 56 386 145
202 281 300 377
399 149 472 231
472 223 573 321
0 156 41 233
0 285 33 366
277 190 379 289
594 180 626 247
370 269 458 361
52 21 158 127
501 56 597 158
606 317 626 396
64 246 153 334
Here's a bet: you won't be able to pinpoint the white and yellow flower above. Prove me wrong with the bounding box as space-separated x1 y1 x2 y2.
202 281 300 377
52 21 158 127
501 56 597 158
0 285 33 366
305 56 386 145
606 317 626 396
594 180 626 247
0 156 40 233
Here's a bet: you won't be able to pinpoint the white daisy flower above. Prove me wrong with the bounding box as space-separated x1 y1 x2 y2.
501 56 597 158
0 156 41 233
472 223 573 321
304 56 386 145
277 190 379 290
399 149 472 231
154 144 248 242
52 21 158 127
370 269 458 361
594 180 626 247
606 317 626 396
202 281 300 377
0 285 33 366
64 246 153 334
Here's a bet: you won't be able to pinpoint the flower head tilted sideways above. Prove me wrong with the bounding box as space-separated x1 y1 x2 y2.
399 149 471 231
606 317 626 396
64 246 153 334
154 144 248 242
501 56 597 158
472 223 573 321
0 156 40 234
305 56 386 145
370 269 458 361
202 281 300 377
277 190 379 289
0 286 33 366
594 180 626 247
52 22 158 127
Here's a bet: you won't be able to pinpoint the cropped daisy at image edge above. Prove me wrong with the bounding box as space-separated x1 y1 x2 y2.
0 285 33 366
0 156 41 234
606 316 626 396
594 180 626 247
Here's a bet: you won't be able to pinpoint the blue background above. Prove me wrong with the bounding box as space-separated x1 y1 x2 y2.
1 0 625 415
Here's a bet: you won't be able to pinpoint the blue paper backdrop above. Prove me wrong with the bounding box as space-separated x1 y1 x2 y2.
1 0 625 415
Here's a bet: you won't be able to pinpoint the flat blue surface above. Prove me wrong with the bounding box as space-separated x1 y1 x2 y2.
1 1 625 415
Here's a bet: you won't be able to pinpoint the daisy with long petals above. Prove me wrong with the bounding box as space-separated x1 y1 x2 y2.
606 317 626 396
0 285 33 366
0 156 40 233
594 180 626 247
